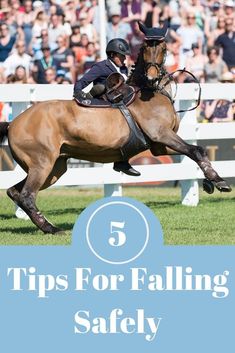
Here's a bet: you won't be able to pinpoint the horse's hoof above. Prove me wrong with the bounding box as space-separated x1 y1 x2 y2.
215 181 232 193
42 223 64 235
52 228 66 235
203 179 214 194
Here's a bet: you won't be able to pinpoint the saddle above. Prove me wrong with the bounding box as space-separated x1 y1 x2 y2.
74 73 136 108
74 73 150 159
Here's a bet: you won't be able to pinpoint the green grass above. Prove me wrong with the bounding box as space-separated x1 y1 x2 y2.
0 186 234 245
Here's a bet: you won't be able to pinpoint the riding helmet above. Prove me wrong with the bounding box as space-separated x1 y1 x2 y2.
106 38 131 56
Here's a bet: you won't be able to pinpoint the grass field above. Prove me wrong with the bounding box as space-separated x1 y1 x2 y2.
0 186 234 245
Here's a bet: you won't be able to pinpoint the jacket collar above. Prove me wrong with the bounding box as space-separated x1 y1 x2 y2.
105 59 117 72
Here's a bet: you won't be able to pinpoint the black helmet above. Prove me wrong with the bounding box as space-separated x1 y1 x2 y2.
106 38 131 56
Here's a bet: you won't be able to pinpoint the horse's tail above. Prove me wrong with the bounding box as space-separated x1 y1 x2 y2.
0 122 10 144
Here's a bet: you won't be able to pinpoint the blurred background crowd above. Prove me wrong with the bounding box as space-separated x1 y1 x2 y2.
0 0 234 122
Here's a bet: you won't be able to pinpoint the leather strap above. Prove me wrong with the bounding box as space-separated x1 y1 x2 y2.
114 103 150 160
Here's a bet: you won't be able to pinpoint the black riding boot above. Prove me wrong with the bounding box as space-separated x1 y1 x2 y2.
113 161 141 176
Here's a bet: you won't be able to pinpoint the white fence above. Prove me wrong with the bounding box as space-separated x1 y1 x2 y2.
0 83 235 206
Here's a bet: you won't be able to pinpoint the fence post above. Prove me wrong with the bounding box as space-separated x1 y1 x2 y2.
103 163 122 197
179 99 199 207
104 183 123 197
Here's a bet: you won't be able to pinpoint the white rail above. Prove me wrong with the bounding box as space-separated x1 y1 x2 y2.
0 84 234 206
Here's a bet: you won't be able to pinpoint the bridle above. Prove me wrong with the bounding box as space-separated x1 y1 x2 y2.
142 40 201 113
143 40 167 87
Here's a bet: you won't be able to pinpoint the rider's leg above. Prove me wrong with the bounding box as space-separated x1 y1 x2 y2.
113 160 141 176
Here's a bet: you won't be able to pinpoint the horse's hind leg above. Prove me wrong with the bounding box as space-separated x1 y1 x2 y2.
7 178 26 204
9 158 67 234
154 129 231 192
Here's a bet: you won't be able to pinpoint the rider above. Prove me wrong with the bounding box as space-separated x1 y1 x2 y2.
73 38 140 176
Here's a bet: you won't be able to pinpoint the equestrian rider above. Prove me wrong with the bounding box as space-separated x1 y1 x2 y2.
73 38 140 177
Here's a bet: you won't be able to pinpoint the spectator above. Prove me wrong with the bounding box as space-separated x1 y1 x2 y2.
176 12 204 67
0 23 16 63
185 43 207 82
204 72 234 123
69 22 81 49
31 10 48 40
224 0 235 20
48 14 67 47
205 15 226 47
106 9 132 42
2 39 32 77
121 0 142 25
204 46 228 83
0 1 10 23
168 0 181 31
73 33 89 65
87 0 100 33
3 0 21 37
44 67 57 84
17 0 35 49
29 28 57 60
52 34 74 80
32 43 58 83
49 3 58 16
141 0 161 27
187 0 205 30
55 69 66 83
165 40 181 73
204 2 223 36
176 12 204 66
63 0 77 25
127 20 144 64
0 99 11 121
81 41 98 74
76 0 89 21
215 18 235 70
0 0 233 92
79 12 97 43
11 65 29 83
163 17 181 45
60 77 72 84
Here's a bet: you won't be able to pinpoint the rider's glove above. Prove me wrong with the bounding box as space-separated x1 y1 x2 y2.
73 91 89 100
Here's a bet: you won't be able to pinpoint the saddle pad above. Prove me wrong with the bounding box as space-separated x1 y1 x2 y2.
74 86 136 108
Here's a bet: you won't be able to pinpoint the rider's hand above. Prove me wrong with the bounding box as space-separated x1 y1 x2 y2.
73 91 88 100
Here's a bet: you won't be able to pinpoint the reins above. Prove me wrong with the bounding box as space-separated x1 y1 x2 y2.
158 68 202 113
127 39 202 114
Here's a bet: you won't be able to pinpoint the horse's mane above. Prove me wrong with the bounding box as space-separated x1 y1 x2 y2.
127 46 146 87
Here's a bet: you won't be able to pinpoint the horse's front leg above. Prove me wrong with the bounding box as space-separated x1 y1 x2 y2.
149 129 232 193
150 141 178 156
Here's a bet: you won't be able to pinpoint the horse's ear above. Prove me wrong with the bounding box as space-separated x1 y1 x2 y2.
138 21 147 35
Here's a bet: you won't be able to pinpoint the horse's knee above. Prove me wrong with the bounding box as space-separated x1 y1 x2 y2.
150 142 167 156
7 186 20 203
189 145 207 162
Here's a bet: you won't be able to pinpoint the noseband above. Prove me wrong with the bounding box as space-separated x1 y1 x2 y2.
144 40 166 86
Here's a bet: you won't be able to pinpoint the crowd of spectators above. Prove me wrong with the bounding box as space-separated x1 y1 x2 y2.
0 0 234 122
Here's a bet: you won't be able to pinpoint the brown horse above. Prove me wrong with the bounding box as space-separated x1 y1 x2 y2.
0 24 231 234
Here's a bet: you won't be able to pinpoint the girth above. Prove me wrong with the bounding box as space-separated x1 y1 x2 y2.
113 103 151 160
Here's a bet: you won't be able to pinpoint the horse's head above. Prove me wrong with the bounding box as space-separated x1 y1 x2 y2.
142 40 167 82
138 21 168 83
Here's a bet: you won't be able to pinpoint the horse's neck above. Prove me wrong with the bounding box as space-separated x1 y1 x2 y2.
127 49 146 87
159 74 173 96
127 66 145 87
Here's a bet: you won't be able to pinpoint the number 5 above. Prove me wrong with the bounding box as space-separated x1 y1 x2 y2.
109 221 126 247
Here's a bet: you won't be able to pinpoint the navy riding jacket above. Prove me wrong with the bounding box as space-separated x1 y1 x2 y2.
74 59 128 92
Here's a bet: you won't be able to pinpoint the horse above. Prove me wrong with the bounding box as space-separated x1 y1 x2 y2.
0 22 231 234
